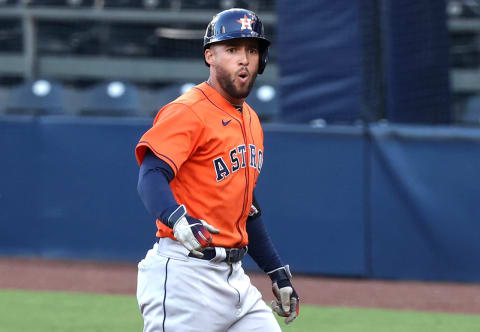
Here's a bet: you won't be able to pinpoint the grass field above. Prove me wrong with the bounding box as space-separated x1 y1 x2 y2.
1 289 480 332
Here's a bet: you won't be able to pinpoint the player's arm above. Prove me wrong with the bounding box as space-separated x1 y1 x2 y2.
246 193 299 324
137 150 219 257
137 150 177 221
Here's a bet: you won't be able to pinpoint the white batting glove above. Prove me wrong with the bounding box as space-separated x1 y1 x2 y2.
271 283 299 324
268 265 300 324
168 205 220 257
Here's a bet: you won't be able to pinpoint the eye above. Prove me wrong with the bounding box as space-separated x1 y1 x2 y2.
227 47 236 53
249 48 258 54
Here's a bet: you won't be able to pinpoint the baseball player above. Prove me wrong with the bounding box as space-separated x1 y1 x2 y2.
135 8 299 332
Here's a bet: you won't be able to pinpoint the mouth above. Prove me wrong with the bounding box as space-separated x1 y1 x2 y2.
237 70 249 84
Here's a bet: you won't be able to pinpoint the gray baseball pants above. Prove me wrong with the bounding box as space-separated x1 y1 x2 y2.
137 237 281 332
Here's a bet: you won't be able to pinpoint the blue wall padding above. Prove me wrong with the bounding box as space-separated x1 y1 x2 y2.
369 125 480 280
2 117 480 282
0 116 156 261
244 124 367 276
0 117 42 254
276 1 363 123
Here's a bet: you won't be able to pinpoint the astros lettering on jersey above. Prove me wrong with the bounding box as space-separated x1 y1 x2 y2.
135 82 264 248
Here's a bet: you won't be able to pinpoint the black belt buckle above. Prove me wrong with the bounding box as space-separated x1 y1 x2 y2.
188 246 247 263
225 247 247 264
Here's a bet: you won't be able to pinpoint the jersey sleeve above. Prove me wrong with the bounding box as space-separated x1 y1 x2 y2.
135 103 204 175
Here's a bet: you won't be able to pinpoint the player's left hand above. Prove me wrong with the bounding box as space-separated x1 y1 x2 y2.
268 265 299 324
271 280 299 324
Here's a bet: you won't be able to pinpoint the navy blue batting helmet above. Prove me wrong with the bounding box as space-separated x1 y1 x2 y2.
203 8 270 74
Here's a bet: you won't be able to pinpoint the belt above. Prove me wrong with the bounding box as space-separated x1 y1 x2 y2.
188 246 248 264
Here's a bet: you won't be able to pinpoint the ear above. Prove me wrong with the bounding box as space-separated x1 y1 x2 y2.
205 47 215 66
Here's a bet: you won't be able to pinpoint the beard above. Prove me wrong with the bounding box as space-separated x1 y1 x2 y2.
216 65 257 100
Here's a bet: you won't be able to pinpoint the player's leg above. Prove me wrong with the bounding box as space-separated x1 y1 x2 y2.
160 259 235 332
137 240 237 332
226 264 281 332
136 243 169 332
228 297 281 332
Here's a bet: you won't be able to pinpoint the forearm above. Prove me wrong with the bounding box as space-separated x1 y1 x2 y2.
247 204 299 323
246 214 284 273
137 151 179 225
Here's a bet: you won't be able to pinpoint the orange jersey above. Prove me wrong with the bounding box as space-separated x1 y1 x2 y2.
135 82 264 248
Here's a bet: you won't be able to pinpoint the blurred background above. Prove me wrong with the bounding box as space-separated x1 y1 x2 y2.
1 0 480 283
0 0 278 119
0 0 477 123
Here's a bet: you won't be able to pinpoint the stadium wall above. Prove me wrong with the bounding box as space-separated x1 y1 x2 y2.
1 117 479 282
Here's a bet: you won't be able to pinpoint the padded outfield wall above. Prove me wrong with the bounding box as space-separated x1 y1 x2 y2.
1 116 480 282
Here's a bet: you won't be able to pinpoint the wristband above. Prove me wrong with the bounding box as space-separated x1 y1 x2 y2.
267 265 292 283
167 204 186 228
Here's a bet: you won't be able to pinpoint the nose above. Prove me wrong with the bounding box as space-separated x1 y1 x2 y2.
238 47 249 66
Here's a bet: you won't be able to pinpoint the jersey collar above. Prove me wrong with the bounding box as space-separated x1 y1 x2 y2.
196 82 244 121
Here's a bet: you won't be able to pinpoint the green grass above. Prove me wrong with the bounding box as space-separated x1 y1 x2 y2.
1 289 480 332
0 289 142 332
280 306 480 332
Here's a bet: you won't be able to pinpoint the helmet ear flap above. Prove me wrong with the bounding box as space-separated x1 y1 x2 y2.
258 46 269 75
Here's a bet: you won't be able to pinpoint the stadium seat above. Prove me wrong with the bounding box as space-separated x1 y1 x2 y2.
78 81 140 117
138 82 196 117
137 87 162 117
140 83 279 120
245 84 279 121
0 86 11 115
5 79 66 115
62 85 85 116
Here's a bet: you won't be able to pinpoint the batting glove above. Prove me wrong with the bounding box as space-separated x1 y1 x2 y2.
168 204 220 258
268 265 300 324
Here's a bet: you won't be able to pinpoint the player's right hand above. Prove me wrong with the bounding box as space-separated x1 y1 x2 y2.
168 205 220 257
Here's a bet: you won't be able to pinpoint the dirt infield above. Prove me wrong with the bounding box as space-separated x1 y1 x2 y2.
1 257 480 314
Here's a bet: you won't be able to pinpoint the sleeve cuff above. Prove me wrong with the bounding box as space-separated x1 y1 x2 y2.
167 204 186 228
267 265 292 283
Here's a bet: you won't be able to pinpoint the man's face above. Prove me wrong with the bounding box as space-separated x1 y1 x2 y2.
206 38 260 103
